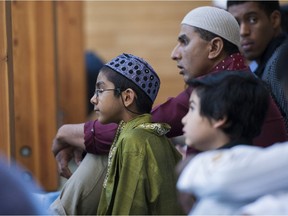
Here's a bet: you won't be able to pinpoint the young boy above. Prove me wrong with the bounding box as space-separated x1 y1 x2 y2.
90 53 182 215
177 71 270 214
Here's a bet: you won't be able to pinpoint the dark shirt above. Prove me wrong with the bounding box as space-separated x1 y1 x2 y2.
255 34 287 78
255 34 288 132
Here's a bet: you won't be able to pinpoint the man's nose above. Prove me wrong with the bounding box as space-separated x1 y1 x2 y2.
240 23 250 37
171 44 181 60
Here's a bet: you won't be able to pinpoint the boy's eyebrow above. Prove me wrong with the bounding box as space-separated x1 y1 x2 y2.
96 81 105 88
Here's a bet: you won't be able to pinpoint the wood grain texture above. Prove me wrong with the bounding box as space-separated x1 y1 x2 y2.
56 1 87 125
0 1 11 160
10 1 58 190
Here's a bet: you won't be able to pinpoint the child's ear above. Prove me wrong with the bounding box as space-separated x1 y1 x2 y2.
121 88 136 107
208 37 223 59
213 116 227 129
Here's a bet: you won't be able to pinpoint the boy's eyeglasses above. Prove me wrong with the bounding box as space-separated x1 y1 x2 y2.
94 88 119 97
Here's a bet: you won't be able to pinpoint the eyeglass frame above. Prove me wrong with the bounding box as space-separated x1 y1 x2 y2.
94 88 121 98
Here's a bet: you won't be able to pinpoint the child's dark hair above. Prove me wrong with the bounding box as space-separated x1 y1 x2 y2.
227 1 280 17
101 65 153 114
187 71 270 142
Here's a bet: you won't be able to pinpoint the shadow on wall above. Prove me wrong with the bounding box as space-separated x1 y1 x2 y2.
85 51 105 116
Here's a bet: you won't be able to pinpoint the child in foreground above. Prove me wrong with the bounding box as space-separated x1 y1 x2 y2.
177 71 270 214
90 53 182 215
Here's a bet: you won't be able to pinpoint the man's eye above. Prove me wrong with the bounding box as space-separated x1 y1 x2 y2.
248 16 257 24
178 35 189 46
179 38 188 45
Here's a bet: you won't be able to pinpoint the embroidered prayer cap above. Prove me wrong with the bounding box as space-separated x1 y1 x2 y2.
181 6 240 47
105 53 160 102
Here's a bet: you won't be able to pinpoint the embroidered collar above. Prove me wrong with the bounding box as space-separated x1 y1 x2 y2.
211 52 249 73
120 114 171 136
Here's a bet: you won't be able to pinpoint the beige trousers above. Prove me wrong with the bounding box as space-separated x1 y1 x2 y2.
49 153 108 215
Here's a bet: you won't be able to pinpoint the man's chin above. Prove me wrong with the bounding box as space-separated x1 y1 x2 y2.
183 75 192 84
243 52 258 61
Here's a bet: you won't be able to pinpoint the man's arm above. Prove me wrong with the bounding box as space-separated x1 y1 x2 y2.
52 123 85 155
52 124 85 178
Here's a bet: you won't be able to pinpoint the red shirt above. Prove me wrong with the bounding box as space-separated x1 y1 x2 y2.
84 53 287 154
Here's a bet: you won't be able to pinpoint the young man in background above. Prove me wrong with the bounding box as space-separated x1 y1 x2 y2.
227 0 288 131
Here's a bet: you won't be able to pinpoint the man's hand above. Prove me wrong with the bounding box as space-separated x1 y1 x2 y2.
55 147 83 179
51 124 86 178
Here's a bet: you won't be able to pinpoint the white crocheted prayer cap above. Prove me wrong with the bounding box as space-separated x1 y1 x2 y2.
182 6 240 47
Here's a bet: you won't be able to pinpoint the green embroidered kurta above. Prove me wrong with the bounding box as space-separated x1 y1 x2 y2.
97 114 183 215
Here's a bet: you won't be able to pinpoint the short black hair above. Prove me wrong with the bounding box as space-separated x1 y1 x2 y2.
187 71 269 142
227 1 280 17
194 27 239 55
101 65 153 114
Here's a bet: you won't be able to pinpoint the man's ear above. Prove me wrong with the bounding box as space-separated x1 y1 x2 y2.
270 10 281 29
121 88 136 107
208 37 224 59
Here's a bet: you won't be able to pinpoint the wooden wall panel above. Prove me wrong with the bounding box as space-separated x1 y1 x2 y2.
10 1 58 190
84 1 211 106
0 1 12 159
56 1 86 125
3 0 213 190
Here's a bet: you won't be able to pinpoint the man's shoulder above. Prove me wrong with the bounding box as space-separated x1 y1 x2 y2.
277 36 288 50
282 35 288 44
266 37 288 74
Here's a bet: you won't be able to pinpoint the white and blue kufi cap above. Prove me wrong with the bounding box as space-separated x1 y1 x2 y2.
105 53 160 102
182 6 240 47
